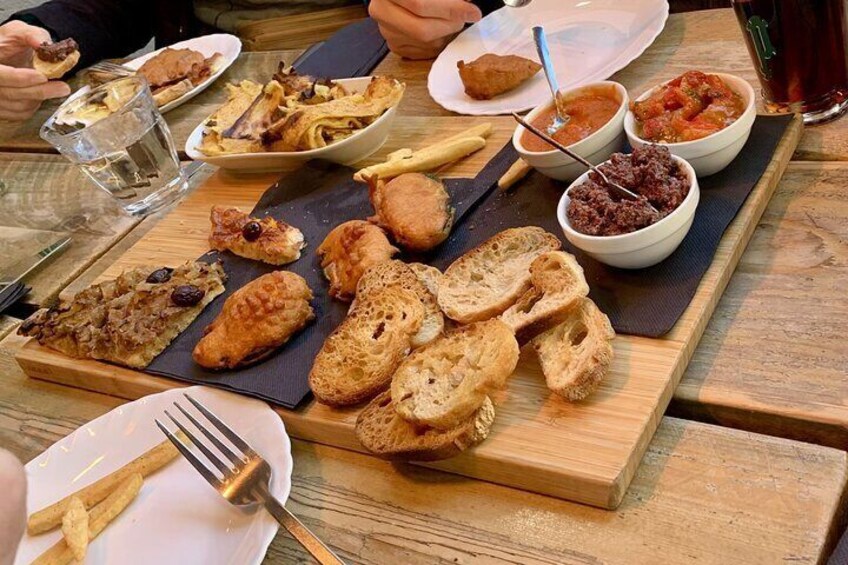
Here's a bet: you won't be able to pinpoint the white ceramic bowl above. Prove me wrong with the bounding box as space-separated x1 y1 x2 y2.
624 72 756 177
557 154 700 269
513 82 629 182
186 76 400 172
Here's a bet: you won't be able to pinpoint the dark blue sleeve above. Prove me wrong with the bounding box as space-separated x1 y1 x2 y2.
6 0 154 69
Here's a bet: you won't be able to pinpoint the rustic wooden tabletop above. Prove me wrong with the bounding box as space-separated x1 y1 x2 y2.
0 8 846 564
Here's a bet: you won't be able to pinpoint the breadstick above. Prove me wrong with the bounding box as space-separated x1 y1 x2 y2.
27 439 177 535
498 159 532 191
32 474 143 565
354 136 487 182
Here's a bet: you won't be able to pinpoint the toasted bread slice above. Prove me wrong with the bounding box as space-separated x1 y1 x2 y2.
309 287 424 406
500 251 589 344
391 319 519 430
153 79 193 107
356 390 495 461
407 262 443 298
531 299 615 401
354 260 443 348
438 227 561 324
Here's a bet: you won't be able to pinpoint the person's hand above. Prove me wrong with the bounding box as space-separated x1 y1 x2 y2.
0 449 26 565
0 20 71 122
369 0 482 60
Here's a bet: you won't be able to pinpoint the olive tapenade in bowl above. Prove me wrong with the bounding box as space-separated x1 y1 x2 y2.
556 145 699 269
624 71 755 177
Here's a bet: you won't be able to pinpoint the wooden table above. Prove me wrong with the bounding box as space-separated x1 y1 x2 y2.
0 8 846 563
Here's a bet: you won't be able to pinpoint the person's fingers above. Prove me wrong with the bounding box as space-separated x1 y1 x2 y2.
378 24 449 60
0 97 41 114
1 20 52 49
0 65 47 88
0 81 70 101
370 0 465 44
391 0 481 22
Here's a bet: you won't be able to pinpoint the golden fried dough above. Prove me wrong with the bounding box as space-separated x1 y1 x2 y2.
317 220 398 301
457 54 542 100
367 173 454 252
193 271 314 369
209 205 305 266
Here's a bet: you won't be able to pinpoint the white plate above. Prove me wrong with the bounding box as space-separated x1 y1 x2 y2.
15 386 291 565
428 0 669 115
125 34 242 113
185 76 399 172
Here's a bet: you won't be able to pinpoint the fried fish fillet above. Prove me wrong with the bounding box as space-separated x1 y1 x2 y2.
367 173 454 252
457 54 542 100
209 205 305 265
317 220 398 301
193 271 314 369
18 262 227 369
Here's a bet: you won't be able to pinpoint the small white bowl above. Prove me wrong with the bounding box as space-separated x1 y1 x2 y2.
513 81 628 182
557 154 700 269
624 72 756 177
185 76 400 172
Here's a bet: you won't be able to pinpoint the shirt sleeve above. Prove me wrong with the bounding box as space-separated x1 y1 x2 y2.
7 0 154 69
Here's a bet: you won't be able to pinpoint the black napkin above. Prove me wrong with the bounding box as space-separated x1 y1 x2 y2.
293 18 388 79
147 114 791 408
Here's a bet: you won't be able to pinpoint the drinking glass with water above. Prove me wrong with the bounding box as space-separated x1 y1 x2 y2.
41 76 188 216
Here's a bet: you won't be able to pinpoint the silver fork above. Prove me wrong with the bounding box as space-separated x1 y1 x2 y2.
156 393 345 565
87 61 136 77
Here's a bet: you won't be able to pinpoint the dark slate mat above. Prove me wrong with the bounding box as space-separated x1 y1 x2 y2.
147 114 792 408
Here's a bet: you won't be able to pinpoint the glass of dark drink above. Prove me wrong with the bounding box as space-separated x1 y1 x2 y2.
732 0 848 124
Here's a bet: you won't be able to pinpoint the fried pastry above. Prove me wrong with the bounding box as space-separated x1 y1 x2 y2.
457 54 542 100
18 262 226 369
209 205 305 266
193 271 314 369
316 220 398 301
367 172 454 252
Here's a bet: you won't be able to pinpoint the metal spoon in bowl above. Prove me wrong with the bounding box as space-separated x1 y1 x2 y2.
512 112 659 213
532 25 568 135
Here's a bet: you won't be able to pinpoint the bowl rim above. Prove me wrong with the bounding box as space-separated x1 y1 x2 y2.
512 81 629 157
557 153 699 243
185 75 399 161
624 71 756 149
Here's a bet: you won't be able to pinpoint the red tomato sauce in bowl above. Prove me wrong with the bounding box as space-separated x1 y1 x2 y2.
520 84 622 152
631 71 745 143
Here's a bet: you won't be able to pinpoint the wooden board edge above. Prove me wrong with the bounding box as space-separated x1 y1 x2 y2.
605 114 804 509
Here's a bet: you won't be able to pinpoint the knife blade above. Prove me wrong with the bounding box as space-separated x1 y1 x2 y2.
0 236 71 287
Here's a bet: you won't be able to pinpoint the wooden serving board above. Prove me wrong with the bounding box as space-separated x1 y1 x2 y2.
14 115 803 509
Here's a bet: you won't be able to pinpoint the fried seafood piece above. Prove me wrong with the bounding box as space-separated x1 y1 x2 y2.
457 54 542 100
193 271 314 369
316 220 399 301
18 262 227 369
137 48 206 89
367 172 454 252
209 205 305 266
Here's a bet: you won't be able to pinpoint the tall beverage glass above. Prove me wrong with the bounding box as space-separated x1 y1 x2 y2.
40 77 188 216
732 0 848 124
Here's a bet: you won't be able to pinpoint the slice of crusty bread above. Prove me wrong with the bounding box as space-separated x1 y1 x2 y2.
355 390 495 461
531 299 615 401
391 319 519 430
438 227 561 324
309 287 424 406
500 251 589 344
407 262 443 299
354 260 443 348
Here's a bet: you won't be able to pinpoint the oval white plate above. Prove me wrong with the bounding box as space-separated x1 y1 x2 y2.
125 34 242 113
15 386 291 565
428 0 669 115
185 76 399 172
